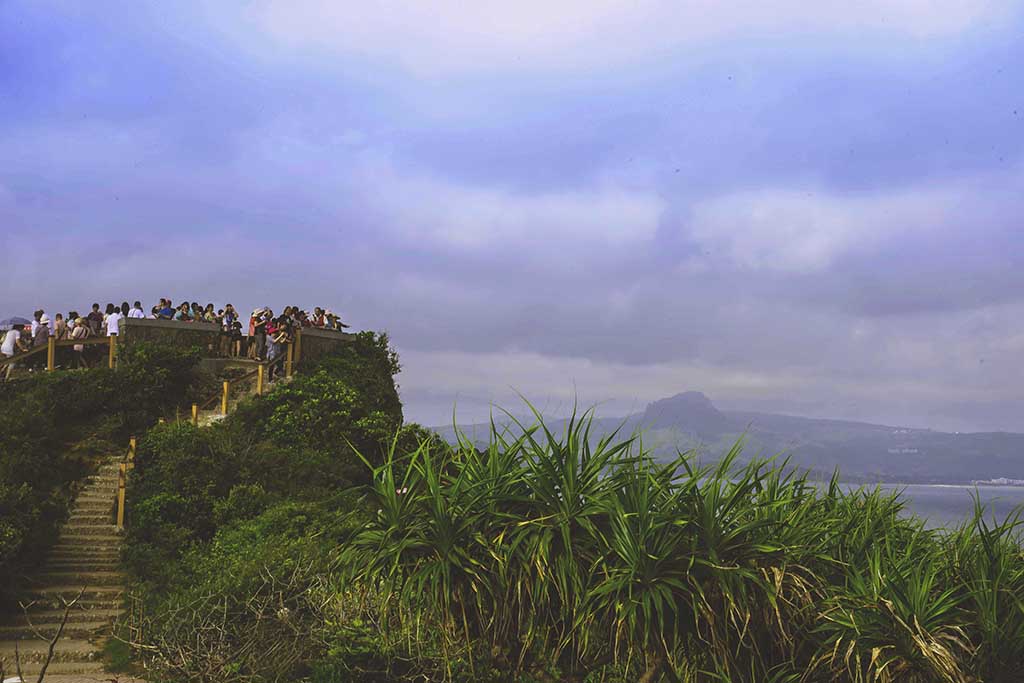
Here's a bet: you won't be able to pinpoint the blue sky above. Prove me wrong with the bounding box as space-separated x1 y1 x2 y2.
2 1 1023 431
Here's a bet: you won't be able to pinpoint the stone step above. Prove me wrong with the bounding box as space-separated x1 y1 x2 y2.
0 659 108 676
50 546 122 557
44 560 122 573
0 638 100 665
73 493 116 502
31 571 125 587
7 608 123 626
27 586 124 606
0 620 112 640
48 550 122 562
83 473 119 484
68 505 116 515
70 502 114 512
73 494 115 502
60 523 119 536
63 517 117 526
48 548 121 560
55 533 122 545
22 596 123 611
48 545 121 555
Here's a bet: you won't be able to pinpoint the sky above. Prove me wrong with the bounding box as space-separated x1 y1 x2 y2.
1 1 1023 432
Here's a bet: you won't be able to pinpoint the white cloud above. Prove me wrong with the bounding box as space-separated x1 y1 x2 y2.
349 155 664 250
687 184 966 272
220 0 1015 76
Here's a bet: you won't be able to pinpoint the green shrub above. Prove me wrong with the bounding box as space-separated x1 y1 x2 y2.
0 342 203 602
134 501 367 683
125 334 407 592
329 407 1024 683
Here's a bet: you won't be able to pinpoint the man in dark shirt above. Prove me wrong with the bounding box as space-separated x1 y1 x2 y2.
87 304 104 336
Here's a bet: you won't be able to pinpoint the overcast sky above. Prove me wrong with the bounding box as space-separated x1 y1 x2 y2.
2 2 1023 431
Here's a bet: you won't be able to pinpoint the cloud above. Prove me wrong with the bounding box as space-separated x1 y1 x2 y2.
3 1 1024 434
347 155 664 250
227 0 1016 76
685 178 998 273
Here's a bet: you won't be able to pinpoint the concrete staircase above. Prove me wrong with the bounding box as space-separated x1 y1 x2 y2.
0 458 128 678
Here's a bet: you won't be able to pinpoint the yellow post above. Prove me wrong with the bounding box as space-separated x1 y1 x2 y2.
285 343 293 378
221 381 229 415
129 436 137 463
117 462 127 531
108 334 117 369
192 404 199 426
47 336 55 371
257 364 264 395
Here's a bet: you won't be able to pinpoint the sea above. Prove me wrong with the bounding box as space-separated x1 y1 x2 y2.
860 484 1024 529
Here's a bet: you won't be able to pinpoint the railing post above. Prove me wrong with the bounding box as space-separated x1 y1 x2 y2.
221 381 229 415
117 462 127 531
129 436 137 463
285 343 293 378
47 336 56 371
108 334 117 369
257 364 264 395
192 403 199 426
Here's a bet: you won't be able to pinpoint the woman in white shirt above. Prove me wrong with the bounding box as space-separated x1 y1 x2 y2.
105 303 122 336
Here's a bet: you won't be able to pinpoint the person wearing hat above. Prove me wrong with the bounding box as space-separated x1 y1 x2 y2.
33 313 51 347
325 311 350 332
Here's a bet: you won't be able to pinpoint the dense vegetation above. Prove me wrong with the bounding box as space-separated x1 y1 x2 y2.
0 342 206 604
123 336 1024 682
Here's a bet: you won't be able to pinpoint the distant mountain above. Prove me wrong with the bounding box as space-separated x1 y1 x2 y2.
640 391 731 436
432 391 1024 485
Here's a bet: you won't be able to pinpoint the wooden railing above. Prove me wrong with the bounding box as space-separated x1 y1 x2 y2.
117 436 137 531
0 335 117 374
189 342 294 422
114 346 293 530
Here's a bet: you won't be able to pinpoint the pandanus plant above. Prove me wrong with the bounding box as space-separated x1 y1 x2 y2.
337 403 1024 683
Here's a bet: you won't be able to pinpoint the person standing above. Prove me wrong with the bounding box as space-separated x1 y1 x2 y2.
87 304 104 336
106 304 123 337
70 318 91 368
253 309 268 361
54 313 68 340
128 301 146 319
33 314 50 347
3 324 30 380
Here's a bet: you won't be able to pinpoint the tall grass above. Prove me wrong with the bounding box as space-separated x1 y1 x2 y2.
335 405 1024 682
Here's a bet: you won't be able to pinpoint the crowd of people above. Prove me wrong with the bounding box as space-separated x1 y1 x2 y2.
1 299 350 379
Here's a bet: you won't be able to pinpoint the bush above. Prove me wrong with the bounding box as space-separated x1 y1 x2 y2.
325 408 1024 683
0 342 204 603
125 333 409 592
133 501 367 683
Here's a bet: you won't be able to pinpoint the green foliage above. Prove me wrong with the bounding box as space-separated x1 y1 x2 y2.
125 333 407 591
325 405 1024 683
134 500 369 683
0 342 203 603
116 341 208 426
120 333 1024 682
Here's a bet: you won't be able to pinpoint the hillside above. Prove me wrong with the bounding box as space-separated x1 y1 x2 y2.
433 391 1024 484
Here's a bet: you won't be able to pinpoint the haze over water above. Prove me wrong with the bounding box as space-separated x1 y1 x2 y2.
880 484 1024 529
